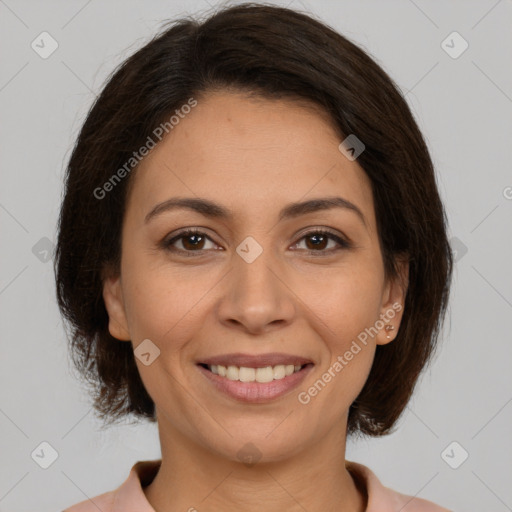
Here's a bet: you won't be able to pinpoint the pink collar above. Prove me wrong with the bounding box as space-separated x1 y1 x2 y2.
65 459 450 512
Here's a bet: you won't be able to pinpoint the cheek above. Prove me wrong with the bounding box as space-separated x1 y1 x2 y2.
296 264 383 343
295 268 382 400
121 257 212 344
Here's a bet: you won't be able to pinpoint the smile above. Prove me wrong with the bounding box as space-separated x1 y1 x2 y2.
197 361 314 403
204 363 303 382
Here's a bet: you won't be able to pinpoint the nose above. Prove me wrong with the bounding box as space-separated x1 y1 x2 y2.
216 245 296 335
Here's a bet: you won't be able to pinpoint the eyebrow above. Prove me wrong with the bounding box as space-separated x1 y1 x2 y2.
144 196 367 228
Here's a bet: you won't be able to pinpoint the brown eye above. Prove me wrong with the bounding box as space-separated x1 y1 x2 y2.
164 229 217 255
293 230 351 255
163 228 351 257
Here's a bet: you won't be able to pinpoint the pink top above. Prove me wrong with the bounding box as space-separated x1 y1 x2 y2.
63 459 451 511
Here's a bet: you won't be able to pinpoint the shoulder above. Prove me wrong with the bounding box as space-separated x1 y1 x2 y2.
61 459 161 512
346 461 452 512
62 489 116 512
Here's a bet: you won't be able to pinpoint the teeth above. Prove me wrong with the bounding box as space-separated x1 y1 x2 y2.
226 366 239 380
239 367 255 382
208 363 304 382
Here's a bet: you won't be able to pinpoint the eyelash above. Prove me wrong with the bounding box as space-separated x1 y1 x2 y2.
162 228 351 257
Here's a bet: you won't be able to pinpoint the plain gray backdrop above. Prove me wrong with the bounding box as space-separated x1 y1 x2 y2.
1 0 511 511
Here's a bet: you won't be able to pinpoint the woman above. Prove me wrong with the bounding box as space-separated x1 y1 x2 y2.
56 3 453 511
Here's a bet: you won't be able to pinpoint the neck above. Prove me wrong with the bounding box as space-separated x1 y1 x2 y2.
143 414 366 512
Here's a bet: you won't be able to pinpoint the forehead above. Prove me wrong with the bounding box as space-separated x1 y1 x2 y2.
127 91 375 229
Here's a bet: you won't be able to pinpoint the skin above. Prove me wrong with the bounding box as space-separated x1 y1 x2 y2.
103 90 408 512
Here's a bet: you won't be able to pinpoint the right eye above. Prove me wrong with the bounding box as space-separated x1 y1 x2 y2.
163 228 220 256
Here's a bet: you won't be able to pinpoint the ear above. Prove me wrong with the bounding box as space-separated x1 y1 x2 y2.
102 272 131 342
376 254 409 346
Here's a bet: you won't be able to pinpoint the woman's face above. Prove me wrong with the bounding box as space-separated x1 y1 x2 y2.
103 90 407 462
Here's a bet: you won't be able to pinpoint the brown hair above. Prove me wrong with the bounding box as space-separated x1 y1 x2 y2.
54 2 453 437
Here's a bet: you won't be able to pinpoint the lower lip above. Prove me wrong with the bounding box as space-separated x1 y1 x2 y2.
197 364 313 403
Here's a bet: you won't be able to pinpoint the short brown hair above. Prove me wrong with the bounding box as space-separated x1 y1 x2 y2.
54 2 453 437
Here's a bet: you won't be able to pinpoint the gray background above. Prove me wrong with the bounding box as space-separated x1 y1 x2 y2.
1 0 511 510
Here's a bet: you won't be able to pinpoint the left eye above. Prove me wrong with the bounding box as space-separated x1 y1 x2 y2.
292 230 350 253
163 229 350 255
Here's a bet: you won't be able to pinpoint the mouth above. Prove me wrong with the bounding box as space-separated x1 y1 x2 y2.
198 362 309 383
196 353 314 403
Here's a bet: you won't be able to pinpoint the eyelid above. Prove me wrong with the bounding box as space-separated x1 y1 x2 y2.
291 228 351 253
162 226 352 255
162 228 219 254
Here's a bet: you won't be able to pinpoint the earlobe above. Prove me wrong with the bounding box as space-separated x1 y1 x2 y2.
376 255 409 346
102 274 131 341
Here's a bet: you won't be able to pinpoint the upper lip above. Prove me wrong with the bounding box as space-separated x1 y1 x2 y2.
199 352 313 368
